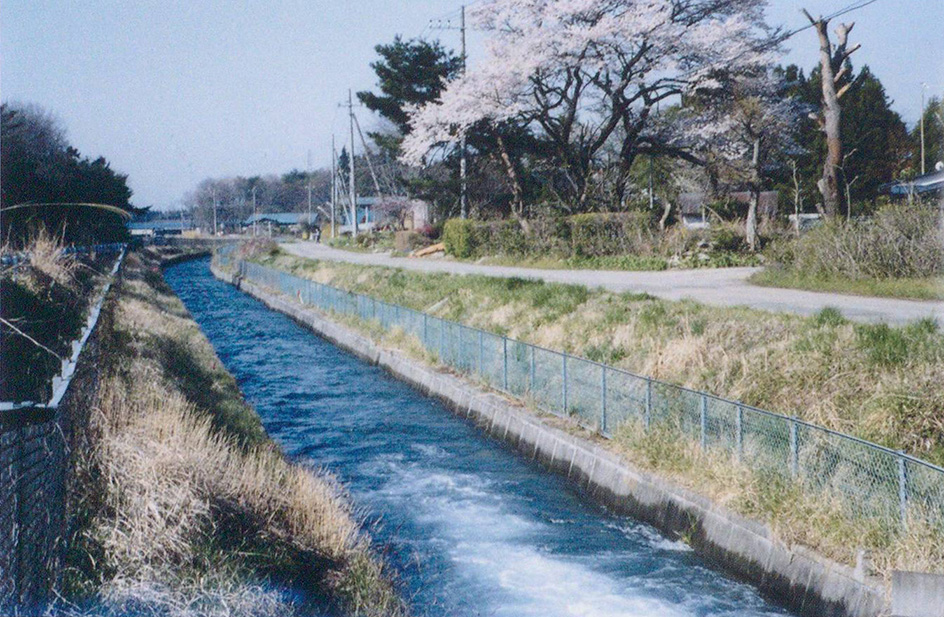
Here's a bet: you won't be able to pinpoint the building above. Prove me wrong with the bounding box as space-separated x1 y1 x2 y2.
883 167 944 198
127 218 194 237
243 212 318 236
334 196 430 234
677 191 779 229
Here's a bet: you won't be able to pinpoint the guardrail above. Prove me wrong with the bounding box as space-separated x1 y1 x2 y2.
218 246 944 531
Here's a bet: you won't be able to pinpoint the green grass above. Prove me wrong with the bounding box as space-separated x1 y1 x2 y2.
465 251 762 271
243 247 944 579
252 247 944 467
750 268 944 301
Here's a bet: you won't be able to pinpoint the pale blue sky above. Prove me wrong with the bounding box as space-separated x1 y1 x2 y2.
3 0 942 210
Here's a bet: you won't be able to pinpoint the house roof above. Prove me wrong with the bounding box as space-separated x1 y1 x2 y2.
244 212 318 225
886 169 944 195
127 219 192 231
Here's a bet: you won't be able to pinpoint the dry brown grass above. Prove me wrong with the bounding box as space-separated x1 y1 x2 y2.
67 252 404 617
25 228 80 288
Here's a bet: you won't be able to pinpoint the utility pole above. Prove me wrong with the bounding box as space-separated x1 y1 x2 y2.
307 149 313 227
921 83 928 176
431 6 468 218
459 4 468 219
251 185 257 237
331 135 337 239
347 89 358 238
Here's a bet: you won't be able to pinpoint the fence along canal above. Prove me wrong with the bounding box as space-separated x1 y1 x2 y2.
217 247 944 534
168 256 794 616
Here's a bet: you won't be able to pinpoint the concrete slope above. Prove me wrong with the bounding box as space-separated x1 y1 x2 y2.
282 241 944 325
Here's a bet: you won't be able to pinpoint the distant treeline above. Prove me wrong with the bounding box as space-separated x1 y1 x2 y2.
1 103 138 247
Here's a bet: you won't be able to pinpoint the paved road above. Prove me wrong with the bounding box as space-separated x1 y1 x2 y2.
282 242 944 325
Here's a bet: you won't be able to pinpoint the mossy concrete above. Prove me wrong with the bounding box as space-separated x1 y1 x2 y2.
212 262 888 617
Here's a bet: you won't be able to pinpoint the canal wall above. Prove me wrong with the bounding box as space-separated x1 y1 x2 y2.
212 262 889 617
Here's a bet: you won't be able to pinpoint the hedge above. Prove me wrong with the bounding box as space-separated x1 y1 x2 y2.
442 212 657 260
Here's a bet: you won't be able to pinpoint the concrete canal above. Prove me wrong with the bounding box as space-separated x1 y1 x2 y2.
165 258 792 617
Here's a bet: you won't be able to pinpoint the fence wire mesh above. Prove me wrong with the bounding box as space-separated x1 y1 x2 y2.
218 248 944 532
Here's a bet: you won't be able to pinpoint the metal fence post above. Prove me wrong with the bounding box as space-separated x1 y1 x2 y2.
644 377 652 431
562 353 568 414
601 365 607 434
789 420 799 476
898 454 908 529
502 337 508 390
478 330 484 377
529 345 536 393
700 395 708 449
735 405 744 460
439 320 445 362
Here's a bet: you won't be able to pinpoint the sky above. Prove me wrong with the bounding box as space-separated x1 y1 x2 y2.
3 0 943 211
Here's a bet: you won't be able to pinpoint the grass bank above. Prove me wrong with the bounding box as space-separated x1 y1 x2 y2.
64 248 404 617
254 246 944 465
750 268 944 301
240 244 944 579
757 202 944 300
0 232 114 401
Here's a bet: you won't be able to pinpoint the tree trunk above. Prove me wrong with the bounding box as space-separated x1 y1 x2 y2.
659 200 672 232
495 133 525 219
805 12 859 218
746 139 761 252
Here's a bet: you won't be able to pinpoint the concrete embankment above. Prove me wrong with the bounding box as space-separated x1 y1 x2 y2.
212 261 895 617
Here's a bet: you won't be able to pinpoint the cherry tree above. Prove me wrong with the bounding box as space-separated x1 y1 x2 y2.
401 0 779 213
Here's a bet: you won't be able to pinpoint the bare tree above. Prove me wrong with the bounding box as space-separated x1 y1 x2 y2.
803 9 861 218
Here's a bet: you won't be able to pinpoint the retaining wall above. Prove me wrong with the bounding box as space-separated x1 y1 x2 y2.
0 290 112 612
212 262 892 617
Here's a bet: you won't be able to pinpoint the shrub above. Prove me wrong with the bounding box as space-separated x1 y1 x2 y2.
443 218 477 258
772 202 944 280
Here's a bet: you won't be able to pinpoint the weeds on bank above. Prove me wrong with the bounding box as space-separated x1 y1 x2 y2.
609 419 944 579
247 260 944 578
750 268 944 301
66 252 405 617
255 249 944 467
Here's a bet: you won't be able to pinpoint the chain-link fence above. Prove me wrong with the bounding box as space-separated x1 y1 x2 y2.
219 248 944 532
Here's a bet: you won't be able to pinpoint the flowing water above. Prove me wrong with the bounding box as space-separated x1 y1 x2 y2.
165 258 793 617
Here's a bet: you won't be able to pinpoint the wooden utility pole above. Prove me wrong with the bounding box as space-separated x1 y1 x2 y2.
331 135 337 239
347 89 358 238
431 6 468 218
459 4 467 219
803 9 860 218
307 149 313 227
251 186 257 237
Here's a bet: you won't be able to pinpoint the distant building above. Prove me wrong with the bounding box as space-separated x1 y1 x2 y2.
127 218 194 237
677 191 779 229
883 168 944 198
334 196 430 234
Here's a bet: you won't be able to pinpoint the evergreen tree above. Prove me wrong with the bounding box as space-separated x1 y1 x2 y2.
783 64 910 212
914 96 944 173
357 36 462 151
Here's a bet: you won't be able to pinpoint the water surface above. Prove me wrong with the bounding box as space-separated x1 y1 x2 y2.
165 258 792 617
